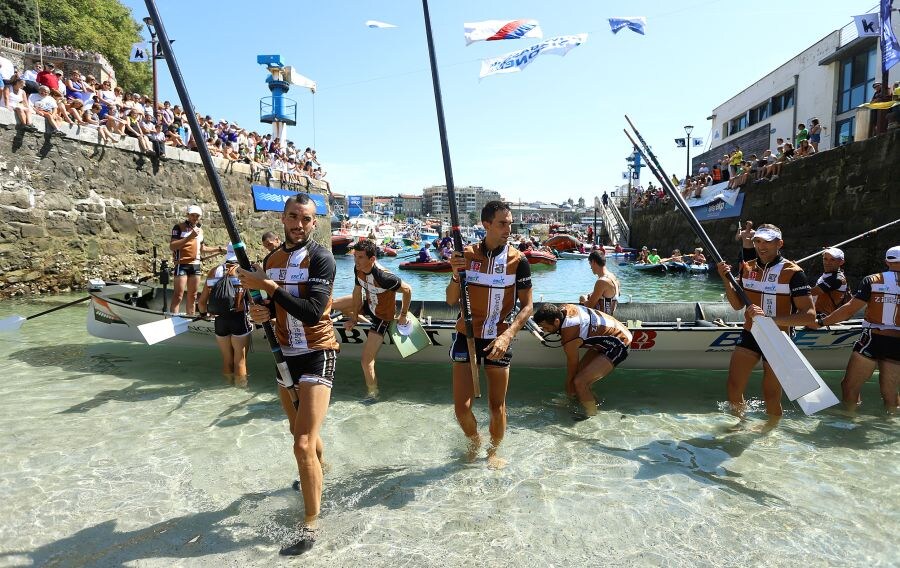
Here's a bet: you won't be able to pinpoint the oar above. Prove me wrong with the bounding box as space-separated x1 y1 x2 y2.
0 296 90 333
795 218 900 264
145 0 299 406
624 117 838 415
422 0 480 398
136 314 204 345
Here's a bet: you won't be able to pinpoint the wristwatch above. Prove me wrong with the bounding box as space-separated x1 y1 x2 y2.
816 314 826 327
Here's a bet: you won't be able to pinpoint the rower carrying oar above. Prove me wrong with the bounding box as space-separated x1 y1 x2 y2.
0 296 91 333
624 116 838 416
795 218 900 264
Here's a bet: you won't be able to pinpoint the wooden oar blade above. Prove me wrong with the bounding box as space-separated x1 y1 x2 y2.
0 315 26 333
138 317 191 345
749 316 825 401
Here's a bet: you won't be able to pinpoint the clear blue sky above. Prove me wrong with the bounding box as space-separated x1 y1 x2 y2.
122 0 873 202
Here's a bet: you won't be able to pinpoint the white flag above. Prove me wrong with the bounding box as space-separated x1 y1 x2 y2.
130 42 150 63
479 34 587 79
853 14 880 37
464 19 542 46
366 20 397 29
692 137 704 147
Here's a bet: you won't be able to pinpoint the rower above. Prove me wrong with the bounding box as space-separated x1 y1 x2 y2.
735 220 756 262
417 243 433 263
169 205 225 315
446 201 533 468
647 248 662 265
332 239 412 399
637 246 650 264
532 303 632 419
715 224 816 425
810 247 851 317
660 249 683 263
692 248 706 265
579 250 620 316
817 245 900 413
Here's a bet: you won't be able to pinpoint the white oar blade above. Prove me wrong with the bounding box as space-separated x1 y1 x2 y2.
137 317 191 345
749 316 821 401
0 315 27 333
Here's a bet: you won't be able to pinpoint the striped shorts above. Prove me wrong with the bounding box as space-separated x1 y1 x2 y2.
282 349 337 389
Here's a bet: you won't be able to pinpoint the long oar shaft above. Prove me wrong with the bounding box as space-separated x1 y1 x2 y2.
26 295 90 320
422 0 480 398
795 218 900 263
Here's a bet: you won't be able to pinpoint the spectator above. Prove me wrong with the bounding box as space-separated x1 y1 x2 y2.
36 62 62 96
728 146 743 178
698 162 709 175
81 102 116 144
28 85 65 135
796 139 816 158
21 61 41 94
3 76 36 130
808 118 821 152
795 123 808 146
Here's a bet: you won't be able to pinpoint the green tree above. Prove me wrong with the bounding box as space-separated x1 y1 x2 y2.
36 0 151 93
0 0 39 43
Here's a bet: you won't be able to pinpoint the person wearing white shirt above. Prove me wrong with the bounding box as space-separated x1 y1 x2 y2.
28 86 64 134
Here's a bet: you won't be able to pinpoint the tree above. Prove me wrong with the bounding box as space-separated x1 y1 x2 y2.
577 197 585 208
35 0 151 93
0 0 39 43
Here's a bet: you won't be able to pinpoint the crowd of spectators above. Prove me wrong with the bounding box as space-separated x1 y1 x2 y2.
630 181 669 209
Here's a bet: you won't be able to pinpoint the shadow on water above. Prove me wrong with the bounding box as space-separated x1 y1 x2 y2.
324 461 467 513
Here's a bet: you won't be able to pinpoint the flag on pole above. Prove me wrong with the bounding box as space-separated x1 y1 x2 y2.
880 0 900 71
692 137 704 147
608 17 647 35
674 138 686 148
622 172 628 180
479 34 587 79
366 20 397 28
854 14 881 37
464 19 543 45
129 42 150 62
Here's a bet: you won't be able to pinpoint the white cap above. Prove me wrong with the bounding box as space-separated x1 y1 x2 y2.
886 245 900 262
754 227 782 241
225 243 238 262
823 247 844 260
187 205 202 216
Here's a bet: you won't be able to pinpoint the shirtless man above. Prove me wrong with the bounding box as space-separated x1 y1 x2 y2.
691 248 707 265
261 230 281 253
579 250 620 316
735 220 756 262
169 205 225 315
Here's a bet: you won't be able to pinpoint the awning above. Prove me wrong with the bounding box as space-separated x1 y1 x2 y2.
819 36 877 66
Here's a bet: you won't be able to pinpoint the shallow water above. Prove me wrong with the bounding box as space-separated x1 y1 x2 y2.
1 285 897 566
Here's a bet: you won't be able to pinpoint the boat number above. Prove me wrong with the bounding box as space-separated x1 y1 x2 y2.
630 330 656 350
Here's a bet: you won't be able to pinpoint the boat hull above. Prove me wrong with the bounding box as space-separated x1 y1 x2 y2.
524 251 557 266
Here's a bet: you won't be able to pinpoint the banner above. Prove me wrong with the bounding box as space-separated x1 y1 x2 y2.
251 185 328 214
854 14 881 37
674 138 686 148
479 34 587 79
692 137 704 147
693 192 745 222
348 195 364 217
881 0 900 71
464 19 542 45
129 42 150 63
608 17 646 35
684 182 739 208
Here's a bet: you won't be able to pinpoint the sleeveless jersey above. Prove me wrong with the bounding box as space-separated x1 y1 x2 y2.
171 221 202 265
455 241 532 339
355 263 402 321
739 256 810 331
205 263 245 312
856 271 900 331
265 241 339 354
559 304 632 346
812 270 850 315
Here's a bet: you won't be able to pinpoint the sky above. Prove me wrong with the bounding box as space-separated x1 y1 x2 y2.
121 0 875 203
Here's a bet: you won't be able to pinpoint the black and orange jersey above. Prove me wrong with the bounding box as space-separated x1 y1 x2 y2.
454 240 532 339
205 263 246 312
558 304 632 347
264 240 339 354
812 270 850 315
171 221 202 265
854 271 900 331
738 255 810 331
355 263 402 322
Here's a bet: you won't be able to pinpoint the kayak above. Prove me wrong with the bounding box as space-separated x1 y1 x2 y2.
399 261 452 272
380 246 398 257
543 234 581 252
663 261 689 273
632 263 668 275
524 250 557 266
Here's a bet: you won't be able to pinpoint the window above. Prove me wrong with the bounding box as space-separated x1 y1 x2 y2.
839 47 877 113
729 113 748 135
770 88 794 115
835 117 855 146
748 101 770 125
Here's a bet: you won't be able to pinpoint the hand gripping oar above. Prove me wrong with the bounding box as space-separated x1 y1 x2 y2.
0 296 90 333
623 117 838 414
144 0 297 404
422 0 480 398
794 218 900 264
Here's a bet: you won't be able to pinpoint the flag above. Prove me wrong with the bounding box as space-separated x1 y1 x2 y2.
854 14 881 37
479 34 587 79
674 138 686 148
129 42 149 63
464 19 543 45
608 17 646 35
692 137 704 147
366 20 397 28
881 0 900 71
622 172 628 180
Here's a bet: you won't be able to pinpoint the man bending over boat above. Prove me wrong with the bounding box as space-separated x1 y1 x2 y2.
532 303 632 419
237 195 338 556
333 239 412 399
816 245 900 413
169 205 226 315
579 250 620 316
447 201 533 467
716 224 815 426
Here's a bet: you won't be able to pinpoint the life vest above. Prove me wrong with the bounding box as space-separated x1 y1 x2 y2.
863 271 900 331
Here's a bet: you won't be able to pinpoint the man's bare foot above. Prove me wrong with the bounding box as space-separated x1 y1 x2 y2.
487 445 507 469
465 435 481 463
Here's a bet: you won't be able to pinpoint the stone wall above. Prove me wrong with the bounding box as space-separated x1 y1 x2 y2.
0 110 333 297
626 129 900 284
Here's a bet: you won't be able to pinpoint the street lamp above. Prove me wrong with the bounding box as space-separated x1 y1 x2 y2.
143 16 158 122
684 124 694 180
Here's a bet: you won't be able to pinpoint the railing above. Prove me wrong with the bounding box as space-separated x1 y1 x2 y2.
0 35 115 78
597 202 629 247
608 202 630 245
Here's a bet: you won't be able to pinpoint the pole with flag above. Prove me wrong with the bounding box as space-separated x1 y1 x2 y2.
879 0 900 133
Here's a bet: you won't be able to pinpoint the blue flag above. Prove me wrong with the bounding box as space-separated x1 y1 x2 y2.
881 0 900 70
608 17 646 35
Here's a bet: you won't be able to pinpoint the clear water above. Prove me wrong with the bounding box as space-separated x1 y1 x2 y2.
1 271 897 566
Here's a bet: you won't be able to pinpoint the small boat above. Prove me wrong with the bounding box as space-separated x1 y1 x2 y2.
331 234 354 254
399 261 452 272
632 263 668 275
524 250 557 266
380 246 398 257
86 284 863 370
558 251 590 260
663 261 689 273
543 234 581 252
688 263 709 273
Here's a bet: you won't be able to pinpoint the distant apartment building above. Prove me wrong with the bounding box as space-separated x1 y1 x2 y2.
422 185 502 219
394 194 423 217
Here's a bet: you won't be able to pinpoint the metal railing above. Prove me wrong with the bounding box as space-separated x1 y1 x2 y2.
598 201 629 246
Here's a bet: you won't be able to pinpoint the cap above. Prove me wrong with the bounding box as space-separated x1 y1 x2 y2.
187 205 202 216
754 227 782 241
886 245 900 261
822 247 844 261
225 243 237 262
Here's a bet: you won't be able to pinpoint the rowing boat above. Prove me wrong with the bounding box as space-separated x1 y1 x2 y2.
632 263 667 275
86 283 862 370
523 250 557 266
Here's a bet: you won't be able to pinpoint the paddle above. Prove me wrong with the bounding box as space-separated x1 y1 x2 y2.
422 0 480 398
145 1 298 404
0 296 90 333
794 218 900 264
624 117 837 414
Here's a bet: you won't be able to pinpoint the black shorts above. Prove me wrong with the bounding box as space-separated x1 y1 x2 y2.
173 263 201 277
213 311 252 337
853 329 900 362
449 332 512 368
735 329 796 360
582 336 629 367
362 303 391 336
281 350 337 389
